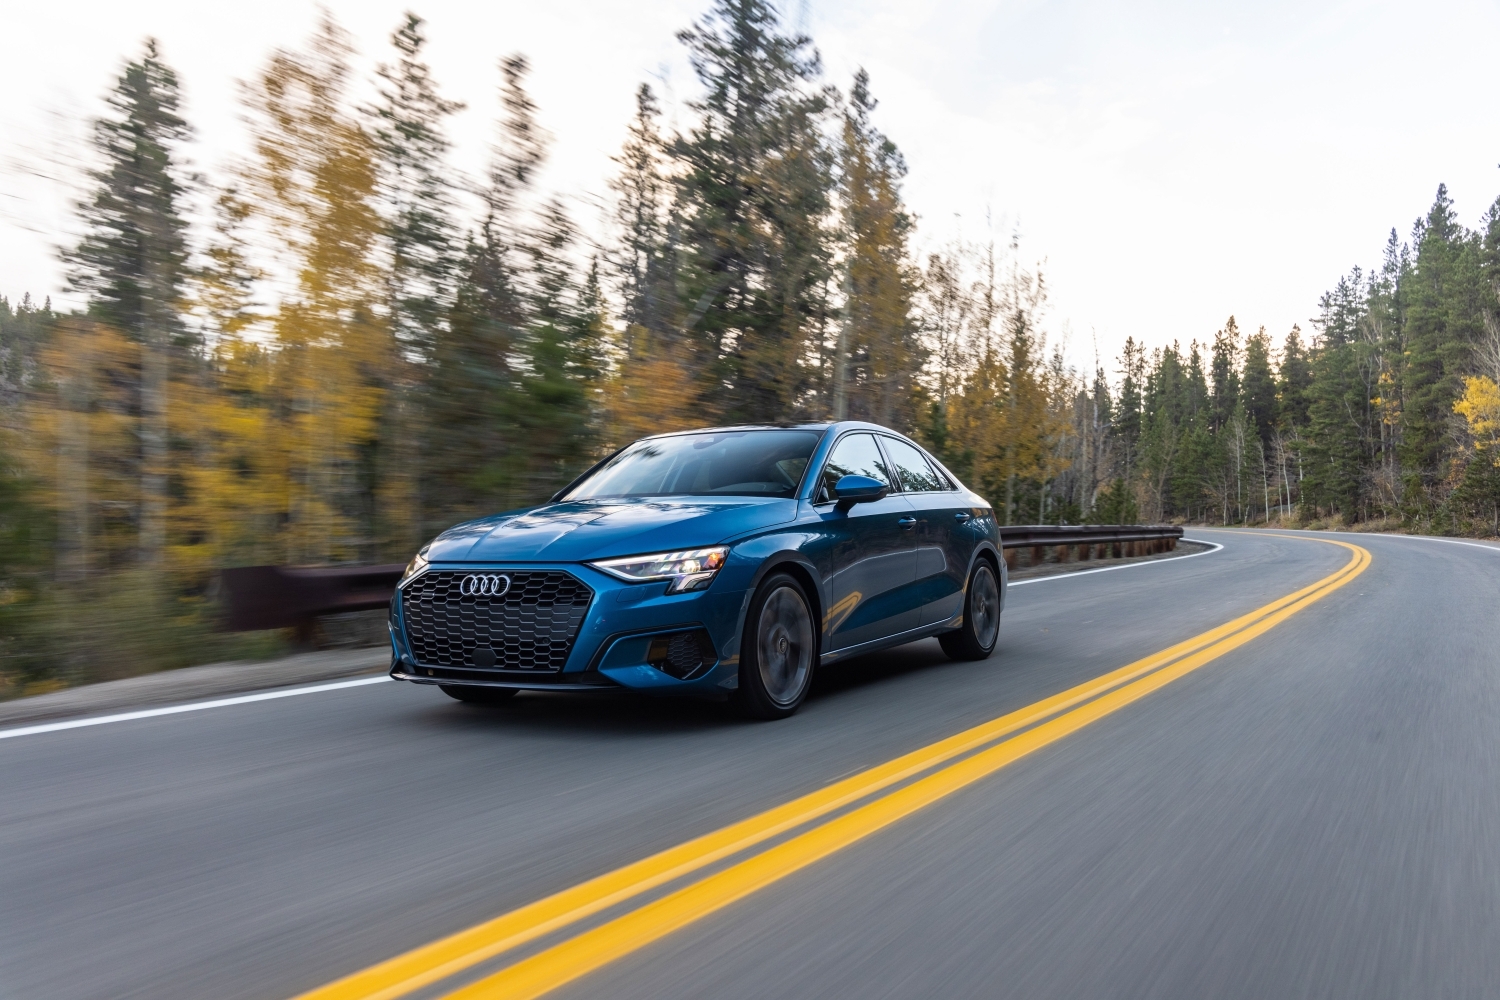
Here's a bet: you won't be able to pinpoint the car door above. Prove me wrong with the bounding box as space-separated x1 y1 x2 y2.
814 432 919 650
879 435 973 626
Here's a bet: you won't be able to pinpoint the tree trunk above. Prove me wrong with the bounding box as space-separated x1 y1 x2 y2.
140 326 168 570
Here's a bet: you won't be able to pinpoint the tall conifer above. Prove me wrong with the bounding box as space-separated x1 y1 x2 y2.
65 40 191 569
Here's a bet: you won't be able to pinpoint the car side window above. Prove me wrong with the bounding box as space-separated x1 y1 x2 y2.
817 433 893 503
882 437 949 492
924 456 956 491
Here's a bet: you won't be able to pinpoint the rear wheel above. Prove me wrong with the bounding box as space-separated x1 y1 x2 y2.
737 573 817 720
939 560 1002 661
440 684 518 705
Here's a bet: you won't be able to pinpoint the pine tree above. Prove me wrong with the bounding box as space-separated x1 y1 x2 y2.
605 83 699 445
1303 274 1373 518
1241 326 1277 445
1277 325 1313 431
1400 185 1483 479
672 0 834 422
421 55 539 527
64 39 191 570
374 13 463 360
1114 336 1144 483
371 12 463 548
834 68 919 427
612 83 674 346
1209 316 1241 433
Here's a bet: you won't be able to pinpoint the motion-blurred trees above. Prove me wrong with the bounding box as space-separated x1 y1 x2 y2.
14 1 1500 692
671 0 834 422
63 39 191 571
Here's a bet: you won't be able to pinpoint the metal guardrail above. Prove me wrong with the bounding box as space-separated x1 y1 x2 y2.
219 563 405 640
998 523 1183 567
217 524 1184 634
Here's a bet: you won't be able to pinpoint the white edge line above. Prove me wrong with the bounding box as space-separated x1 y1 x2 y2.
1007 539 1223 586
1208 526 1500 553
1332 532 1500 553
0 675 392 741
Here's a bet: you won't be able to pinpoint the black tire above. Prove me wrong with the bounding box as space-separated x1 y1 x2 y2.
939 559 1002 661
736 572 818 720
440 684 518 704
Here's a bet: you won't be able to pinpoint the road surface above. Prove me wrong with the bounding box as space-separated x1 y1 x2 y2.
3 528 1497 999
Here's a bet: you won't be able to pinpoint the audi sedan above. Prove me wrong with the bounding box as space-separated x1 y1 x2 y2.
388 422 1004 718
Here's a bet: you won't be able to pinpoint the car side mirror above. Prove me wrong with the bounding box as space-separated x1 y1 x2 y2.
834 474 889 510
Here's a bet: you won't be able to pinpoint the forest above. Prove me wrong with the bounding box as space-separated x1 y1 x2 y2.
1 0 1498 692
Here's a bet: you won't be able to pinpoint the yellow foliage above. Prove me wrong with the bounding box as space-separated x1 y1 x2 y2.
1455 375 1500 453
26 318 143 575
240 16 393 563
603 328 704 448
944 312 1073 515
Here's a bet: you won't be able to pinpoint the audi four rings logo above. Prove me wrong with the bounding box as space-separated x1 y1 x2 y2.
460 574 512 597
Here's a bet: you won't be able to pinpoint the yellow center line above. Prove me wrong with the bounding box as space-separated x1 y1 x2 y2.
294 538 1369 1000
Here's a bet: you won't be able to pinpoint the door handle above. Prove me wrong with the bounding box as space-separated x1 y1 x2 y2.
953 513 972 523
898 517 917 529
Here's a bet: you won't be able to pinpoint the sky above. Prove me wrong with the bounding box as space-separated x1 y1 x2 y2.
3 0 1499 370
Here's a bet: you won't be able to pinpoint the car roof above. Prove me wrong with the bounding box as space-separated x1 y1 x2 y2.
638 420 903 441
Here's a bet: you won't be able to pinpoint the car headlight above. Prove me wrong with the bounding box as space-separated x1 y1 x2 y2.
402 546 430 581
590 546 729 594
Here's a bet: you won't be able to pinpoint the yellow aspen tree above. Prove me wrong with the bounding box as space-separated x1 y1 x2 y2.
243 16 390 563
1455 376 1500 453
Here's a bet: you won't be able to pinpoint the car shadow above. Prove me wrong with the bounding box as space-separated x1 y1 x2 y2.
807 636 961 700
414 636 969 736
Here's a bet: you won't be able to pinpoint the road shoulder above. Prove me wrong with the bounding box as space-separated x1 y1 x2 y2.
0 648 389 728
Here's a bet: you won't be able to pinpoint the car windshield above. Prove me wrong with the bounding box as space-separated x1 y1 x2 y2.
563 430 823 500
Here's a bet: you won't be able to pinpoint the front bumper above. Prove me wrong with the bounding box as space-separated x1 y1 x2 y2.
388 561 747 695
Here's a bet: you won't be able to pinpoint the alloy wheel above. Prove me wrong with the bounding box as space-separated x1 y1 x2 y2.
970 564 1000 649
757 585 814 706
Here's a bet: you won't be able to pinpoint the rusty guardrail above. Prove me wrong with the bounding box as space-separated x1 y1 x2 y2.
218 524 1185 634
219 563 405 642
998 523 1183 569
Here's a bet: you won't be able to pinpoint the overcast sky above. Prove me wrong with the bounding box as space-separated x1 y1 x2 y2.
3 0 1498 368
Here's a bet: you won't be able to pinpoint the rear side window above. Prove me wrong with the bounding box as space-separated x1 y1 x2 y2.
882 437 951 492
817 433 893 502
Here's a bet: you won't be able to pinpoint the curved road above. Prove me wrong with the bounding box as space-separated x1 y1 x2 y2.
3 529 1498 999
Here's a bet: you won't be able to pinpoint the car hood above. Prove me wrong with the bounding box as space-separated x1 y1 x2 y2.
426 496 799 563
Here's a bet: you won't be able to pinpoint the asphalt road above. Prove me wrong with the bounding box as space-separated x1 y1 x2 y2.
3 529 1498 1000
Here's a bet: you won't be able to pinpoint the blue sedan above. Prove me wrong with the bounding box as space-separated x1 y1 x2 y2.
388 422 1004 718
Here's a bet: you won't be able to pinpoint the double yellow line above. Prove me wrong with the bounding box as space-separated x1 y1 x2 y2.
296 536 1370 1000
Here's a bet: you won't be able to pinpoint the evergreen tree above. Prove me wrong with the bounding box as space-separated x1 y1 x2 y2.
1113 336 1144 482
1277 325 1313 431
672 0 834 421
605 83 699 445
834 68 920 427
64 39 191 569
1209 316 1241 433
1400 186 1483 478
611 83 674 345
421 55 538 526
1241 326 1277 444
371 12 463 547
1302 274 1372 518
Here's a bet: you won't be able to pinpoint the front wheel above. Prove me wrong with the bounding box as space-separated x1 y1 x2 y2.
939 560 1002 661
440 684 518 705
736 572 817 720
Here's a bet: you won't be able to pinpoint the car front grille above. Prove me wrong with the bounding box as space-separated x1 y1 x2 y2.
400 570 594 671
